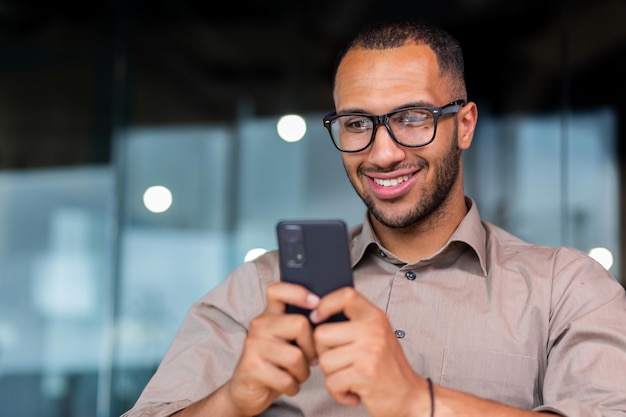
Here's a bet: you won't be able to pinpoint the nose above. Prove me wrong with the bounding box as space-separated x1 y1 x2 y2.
367 122 406 167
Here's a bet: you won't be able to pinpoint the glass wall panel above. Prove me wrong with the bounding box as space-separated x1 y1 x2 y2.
0 167 114 417
465 108 620 279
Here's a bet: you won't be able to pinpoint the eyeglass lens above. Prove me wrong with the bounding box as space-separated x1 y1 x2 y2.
330 108 436 151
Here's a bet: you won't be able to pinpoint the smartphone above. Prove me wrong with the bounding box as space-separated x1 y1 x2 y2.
276 219 354 324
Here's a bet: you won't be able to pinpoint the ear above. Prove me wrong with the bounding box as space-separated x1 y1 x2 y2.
457 101 478 150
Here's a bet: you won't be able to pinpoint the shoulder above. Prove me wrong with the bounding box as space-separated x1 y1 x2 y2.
250 249 281 285
190 250 281 327
482 220 621 291
220 249 281 291
202 249 281 303
483 220 578 263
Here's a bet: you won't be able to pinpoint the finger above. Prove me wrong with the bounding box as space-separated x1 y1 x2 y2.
310 287 373 324
314 328 355 372
266 282 320 315
322 367 362 406
313 308 392 363
249 313 317 365
249 335 313 385
262 283 319 363
292 324 317 365
232 344 303 401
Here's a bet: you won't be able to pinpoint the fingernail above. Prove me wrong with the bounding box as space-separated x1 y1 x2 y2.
309 309 319 323
306 293 320 307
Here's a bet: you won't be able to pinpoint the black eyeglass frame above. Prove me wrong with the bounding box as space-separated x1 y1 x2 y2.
322 99 466 153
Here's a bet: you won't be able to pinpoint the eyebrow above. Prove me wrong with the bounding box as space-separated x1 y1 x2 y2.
337 101 435 116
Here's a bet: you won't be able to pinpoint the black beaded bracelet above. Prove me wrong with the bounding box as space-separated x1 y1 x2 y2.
426 377 435 417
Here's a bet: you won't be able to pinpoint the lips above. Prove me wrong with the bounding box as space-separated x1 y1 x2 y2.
368 172 417 200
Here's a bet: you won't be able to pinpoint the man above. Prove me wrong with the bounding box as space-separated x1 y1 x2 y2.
122 19 626 417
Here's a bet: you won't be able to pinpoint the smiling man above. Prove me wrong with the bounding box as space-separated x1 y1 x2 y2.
122 19 626 417
328 40 473 263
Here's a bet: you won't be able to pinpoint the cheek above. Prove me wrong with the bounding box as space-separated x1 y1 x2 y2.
341 155 359 174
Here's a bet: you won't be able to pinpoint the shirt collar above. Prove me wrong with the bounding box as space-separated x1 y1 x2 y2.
348 196 488 276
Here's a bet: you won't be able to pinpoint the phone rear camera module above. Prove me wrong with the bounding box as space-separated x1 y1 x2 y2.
279 225 307 267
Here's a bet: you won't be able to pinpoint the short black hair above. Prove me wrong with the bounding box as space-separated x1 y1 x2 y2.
333 19 467 100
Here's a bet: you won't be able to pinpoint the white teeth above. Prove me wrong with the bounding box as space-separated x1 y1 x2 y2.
374 174 410 187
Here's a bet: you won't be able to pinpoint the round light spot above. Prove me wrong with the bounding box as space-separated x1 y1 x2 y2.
277 114 307 142
588 247 614 270
143 185 173 213
244 248 267 262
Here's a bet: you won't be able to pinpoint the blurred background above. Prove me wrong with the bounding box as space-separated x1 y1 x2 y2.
0 0 624 416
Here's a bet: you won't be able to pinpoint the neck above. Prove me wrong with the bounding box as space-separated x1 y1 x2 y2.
371 191 469 264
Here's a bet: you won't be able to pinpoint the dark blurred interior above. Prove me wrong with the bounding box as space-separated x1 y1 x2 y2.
1 0 625 167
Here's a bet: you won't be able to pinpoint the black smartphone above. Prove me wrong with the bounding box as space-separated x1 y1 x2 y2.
276 219 354 324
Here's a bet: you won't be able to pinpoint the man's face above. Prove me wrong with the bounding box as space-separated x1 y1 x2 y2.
333 43 466 229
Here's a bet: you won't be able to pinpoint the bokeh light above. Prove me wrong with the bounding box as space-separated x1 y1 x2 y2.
244 248 268 262
276 114 307 142
588 246 614 270
143 185 173 213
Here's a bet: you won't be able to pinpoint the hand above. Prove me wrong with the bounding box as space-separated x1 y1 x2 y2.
225 282 320 416
311 287 431 417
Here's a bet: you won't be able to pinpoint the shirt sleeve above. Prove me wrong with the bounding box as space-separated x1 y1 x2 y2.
120 251 281 417
534 247 626 417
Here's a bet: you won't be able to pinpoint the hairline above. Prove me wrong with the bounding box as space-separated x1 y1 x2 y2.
332 20 467 101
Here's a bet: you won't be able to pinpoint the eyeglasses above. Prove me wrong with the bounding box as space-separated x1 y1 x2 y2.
322 99 465 153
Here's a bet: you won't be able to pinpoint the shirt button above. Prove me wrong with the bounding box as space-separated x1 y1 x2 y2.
405 271 416 280
394 329 406 338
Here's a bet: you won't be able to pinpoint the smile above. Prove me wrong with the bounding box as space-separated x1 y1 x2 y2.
373 174 412 187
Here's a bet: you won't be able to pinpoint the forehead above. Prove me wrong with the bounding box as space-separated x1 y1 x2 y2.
333 43 446 111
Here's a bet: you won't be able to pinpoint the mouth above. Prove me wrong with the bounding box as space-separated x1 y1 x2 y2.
372 174 412 187
366 170 419 200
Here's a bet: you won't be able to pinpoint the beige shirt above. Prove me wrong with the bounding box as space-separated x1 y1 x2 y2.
122 198 626 417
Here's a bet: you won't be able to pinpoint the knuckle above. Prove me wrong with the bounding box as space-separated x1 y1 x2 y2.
266 282 280 297
341 286 358 302
283 346 305 367
248 315 267 334
295 315 312 332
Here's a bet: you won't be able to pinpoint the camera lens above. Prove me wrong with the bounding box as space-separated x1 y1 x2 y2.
282 225 303 244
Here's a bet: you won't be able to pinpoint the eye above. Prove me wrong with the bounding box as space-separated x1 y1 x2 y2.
341 115 373 132
393 109 432 127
